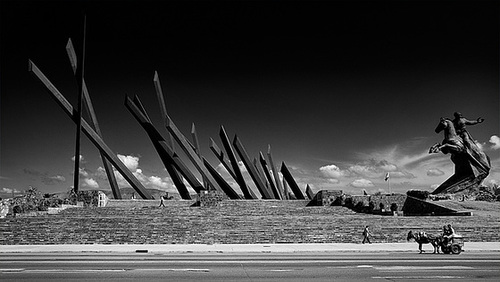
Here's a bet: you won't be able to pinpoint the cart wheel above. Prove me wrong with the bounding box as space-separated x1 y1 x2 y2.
451 244 461 254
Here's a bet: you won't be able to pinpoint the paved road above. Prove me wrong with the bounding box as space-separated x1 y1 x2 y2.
0 252 499 281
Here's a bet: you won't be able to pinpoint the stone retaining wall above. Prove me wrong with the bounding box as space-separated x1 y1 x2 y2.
1 200 499 245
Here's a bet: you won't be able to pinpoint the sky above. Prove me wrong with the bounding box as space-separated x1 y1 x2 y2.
1 0 499 199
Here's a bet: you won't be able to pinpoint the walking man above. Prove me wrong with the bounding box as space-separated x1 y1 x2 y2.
362 225 372 244
158 195 165 207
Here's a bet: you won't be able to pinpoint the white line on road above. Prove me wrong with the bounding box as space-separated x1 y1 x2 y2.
0 268 211 273
376 266 474 270
373 276 464 279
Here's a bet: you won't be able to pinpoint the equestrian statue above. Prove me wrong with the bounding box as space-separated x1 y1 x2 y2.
429 112 490 194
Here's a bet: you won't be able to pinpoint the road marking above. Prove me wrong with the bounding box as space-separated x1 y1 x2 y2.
373 276 464 279
0 268 25 272
357 265 373 268
135 268 210 272
1 268 210 273
376 266 474 270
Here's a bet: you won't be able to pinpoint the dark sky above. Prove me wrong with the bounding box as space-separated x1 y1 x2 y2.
1 0 499 197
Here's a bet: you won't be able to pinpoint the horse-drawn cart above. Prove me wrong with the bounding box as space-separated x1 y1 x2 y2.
441 235 464 254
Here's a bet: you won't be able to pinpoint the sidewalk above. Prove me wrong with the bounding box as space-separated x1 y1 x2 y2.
1 242 499 253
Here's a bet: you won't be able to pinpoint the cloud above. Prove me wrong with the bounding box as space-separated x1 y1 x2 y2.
327 178 340 184
96 153 178 193
427 168 445 177
1 187 21 194
350 179 374 188
320 164 349 178
349 164 380 178
489 135 500 150
82 178 99 188
79 168 89 177
117 154 140 172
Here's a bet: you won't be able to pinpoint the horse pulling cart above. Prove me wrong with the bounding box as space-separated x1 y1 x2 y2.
407 230 465 254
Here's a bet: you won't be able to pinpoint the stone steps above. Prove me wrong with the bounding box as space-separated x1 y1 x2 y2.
1 201 499 245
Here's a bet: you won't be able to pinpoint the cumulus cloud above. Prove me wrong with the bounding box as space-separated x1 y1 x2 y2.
82 178 99 188
117 154 140 172
320 164 348 178
96 153 178 193
79 168 89 177
489 135 500 150
427 168 445 177
1 187 21 194
350 179 374 188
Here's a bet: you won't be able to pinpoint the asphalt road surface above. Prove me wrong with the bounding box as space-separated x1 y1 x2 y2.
0 252 499 281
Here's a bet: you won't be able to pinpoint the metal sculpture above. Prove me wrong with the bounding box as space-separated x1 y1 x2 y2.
305 184 314 200
259 152 281 199
29 61 153 199
165 115 223 193
429 113 490 194
267 145 284 199
233 135 274 199
125 95 193 199
280 161 305 199
209 138 237 181
219 126 255 199
29 24 307 201
71 16 87 194
66 39 121 199
203 158 242 199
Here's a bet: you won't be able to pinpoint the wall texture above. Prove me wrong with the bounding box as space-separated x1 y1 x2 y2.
1 200 498 245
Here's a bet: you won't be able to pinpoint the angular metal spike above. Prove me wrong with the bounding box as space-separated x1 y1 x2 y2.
267 145 283 199
259 152 281 199
210 137 237 180
280 161 305 199
219 126 254 199
233 135 273 199
165 115 222 193
29 60 152 199
126 95 193 199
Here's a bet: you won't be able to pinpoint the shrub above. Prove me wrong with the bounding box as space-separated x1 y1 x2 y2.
390 203 398 212
406 190 430 200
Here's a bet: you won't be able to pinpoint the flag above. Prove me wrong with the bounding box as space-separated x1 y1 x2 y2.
384 172 390 181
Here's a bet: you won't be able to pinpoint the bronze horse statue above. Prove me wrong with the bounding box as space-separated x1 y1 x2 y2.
407 230 442 254
429 118 465 155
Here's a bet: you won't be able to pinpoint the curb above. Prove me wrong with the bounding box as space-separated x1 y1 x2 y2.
1 242 499 254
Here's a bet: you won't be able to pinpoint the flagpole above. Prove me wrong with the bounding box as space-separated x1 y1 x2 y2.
388 175 391 195
385 172 391 195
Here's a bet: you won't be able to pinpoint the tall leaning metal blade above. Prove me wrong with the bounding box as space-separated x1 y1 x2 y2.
29 60 153 199
72 15 86 194
66 38 122 199
153 71 175 150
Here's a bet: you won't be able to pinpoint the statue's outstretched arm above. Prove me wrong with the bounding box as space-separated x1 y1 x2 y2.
464 117 484 126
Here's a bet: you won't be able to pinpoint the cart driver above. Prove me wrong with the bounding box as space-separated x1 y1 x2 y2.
443 224 455 246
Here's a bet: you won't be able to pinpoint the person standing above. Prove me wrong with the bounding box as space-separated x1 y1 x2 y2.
362 225 372 244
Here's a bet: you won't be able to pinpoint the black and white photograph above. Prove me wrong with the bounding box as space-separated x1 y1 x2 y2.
1 0 499 281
